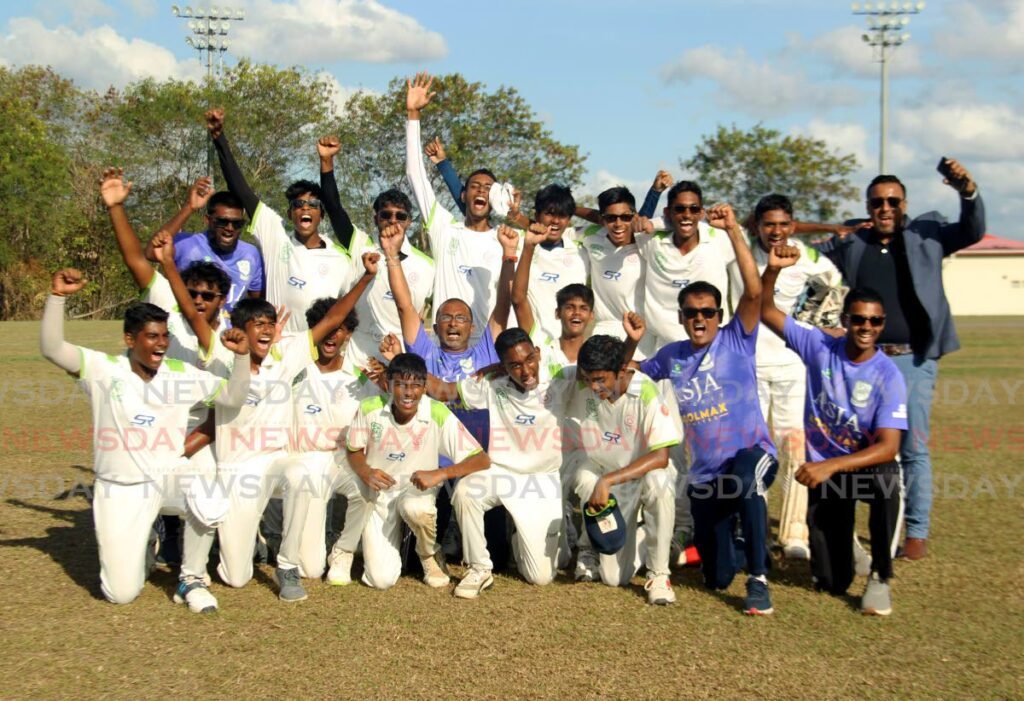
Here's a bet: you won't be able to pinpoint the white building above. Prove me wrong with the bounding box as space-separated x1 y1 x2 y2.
943 235 1024 316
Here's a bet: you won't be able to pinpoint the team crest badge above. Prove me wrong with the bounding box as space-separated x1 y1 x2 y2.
698 352 715 371
237 260 251 280
851 381 873 408
370 421 384 441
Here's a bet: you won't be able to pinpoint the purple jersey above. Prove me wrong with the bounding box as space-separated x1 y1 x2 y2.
783 317 908 462
641 321 775 483
173 231 264 311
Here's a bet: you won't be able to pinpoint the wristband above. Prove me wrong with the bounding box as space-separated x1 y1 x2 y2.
503 255 518 264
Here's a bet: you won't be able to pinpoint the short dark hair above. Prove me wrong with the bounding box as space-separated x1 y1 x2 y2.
465 168 497 187
124 302 169 336
866 175 906 199
534 184 575 218
578 335 625 374
666 181 703 206
230 298 277 329
436 298 472 322
373 188 413 214
678 280 722 309
754 193 793 223
494 327 533 361
285 180 324 209
386 352 427 382
180 261 232 297
556 283 594 309
842 287 886 314
305 297 358 332
206 191 244 215
597 186 635 213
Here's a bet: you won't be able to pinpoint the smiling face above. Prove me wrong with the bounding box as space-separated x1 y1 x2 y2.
866 182 907 237
756 208 795 252
580 367 623 402
502 341 541 392
601 203 635 247
678 292 722 348
125 321 170 374
205 204 246 253
389 374 426 424
433 299 473 352
665 190 704 246
317 325 352 362
555 296 593 339
461 173 495 222
843 300 886 354
289 191 323 238
243 315 276 361
536 208 571 241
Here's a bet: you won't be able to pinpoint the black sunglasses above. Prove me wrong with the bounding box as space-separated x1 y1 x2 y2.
378 210 410 222
187 288 222 302
681 307 720 320
671 204 702 214
290 198 322 210
868 196 903 209
601 212 635 223
847 314 886 327
212 216 245 230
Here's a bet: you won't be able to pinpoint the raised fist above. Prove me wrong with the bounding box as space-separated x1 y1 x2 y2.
99 167 132 207
51 268 88 297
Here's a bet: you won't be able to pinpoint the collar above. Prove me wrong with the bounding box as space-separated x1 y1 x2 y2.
539 238 565 251
383 394 432 423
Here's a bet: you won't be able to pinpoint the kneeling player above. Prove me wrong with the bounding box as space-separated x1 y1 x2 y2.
573 335 680 605
345 353 489 590
761 247 906 615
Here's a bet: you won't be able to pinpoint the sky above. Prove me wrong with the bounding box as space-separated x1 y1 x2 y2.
3 0 1022 238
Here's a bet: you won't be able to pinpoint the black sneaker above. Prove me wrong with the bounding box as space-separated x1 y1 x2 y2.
743 576 773 615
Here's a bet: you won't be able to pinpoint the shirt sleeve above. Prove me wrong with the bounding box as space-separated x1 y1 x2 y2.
436 159 466 215
639 343 677 381
436 403 482 463
408 322 437 362
141 271 177 312
247 246 265 293
247 200 286 251
782 316 825 365
640 382 681 452
873 364 909 431
346 406 370 451
280 332 319 381
456 375 489 411
719 317 757 354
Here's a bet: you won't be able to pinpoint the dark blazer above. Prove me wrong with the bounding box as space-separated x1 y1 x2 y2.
815 193 985 360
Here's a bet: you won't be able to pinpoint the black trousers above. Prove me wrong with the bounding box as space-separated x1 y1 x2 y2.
807 461 901 595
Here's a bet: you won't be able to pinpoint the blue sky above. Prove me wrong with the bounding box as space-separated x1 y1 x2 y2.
3 0 1022 238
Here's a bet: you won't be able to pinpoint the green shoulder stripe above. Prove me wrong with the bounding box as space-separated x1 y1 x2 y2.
805 245 820 262
360 395 386 415
581 224 602 239
409 244 435 266
430 399 452 427
640 378 659 405
163 358 186 373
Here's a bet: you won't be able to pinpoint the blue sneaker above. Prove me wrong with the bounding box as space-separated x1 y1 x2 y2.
743 576 773 615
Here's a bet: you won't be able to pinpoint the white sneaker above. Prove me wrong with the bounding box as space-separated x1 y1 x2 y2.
421 553 451 588
574 548 598 583
326 551 354 586
174 578 218 613
453 567 493 599
644 573 676 606
783 541 811 561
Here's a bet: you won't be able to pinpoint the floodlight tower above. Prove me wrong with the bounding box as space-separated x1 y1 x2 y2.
851 1 925 173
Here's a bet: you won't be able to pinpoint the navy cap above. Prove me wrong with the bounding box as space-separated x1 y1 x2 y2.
583 495 627 555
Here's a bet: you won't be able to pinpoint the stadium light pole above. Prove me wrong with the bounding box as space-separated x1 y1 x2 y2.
171 5 245 175
851 1 924 173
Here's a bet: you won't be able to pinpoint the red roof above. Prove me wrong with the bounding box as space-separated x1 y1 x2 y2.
956 234 1024 255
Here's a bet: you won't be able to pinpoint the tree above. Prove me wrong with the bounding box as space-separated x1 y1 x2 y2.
682 124 859 222
329 74 587 244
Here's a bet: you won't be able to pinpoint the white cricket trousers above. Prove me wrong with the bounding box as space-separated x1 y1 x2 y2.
756 361 808 547
453 467 562 585
357 481 441 590
216 450 311 587
573 463 676 586
92 461 215 604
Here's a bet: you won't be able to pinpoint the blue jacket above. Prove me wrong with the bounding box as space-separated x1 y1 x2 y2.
815 193 985 360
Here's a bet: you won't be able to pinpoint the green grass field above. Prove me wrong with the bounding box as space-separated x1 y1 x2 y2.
1 318 1022 699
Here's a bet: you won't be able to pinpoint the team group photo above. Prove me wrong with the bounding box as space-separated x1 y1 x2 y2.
2 1 1021 698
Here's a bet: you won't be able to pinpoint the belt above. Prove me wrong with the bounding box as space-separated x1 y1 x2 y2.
879 343 913 357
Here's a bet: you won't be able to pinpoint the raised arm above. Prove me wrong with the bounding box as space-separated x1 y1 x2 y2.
149 176 214 261
488 225 520 337
317 135 355 248
707 203 760 333
206 108 258 217
100 167 153 291
309 252 380 345
575 205 601 225
638 170 673 219
512 223 548 334
936 158 985 256
760 245 801 339
425 136 466 215
212 328 252 408
150 231 215 352
40 269 87 374
405 73 439 223
379 223 422 345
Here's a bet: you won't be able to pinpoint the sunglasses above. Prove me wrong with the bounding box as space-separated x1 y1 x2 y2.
290 198 322 210
681 307 720 320
847 314 886 327
437 313 471 324
187 288 222 302
212 217 245 230
378 210 410 222
601 212 635 224
868 196 903 209
671 204 702 215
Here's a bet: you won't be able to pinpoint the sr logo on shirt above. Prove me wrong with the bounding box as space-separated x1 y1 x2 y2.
130 414 156 427
288 276 307 289
304 404 322 415
387 452 407 461
540 272 560 283
671 279 690 288
603 431 622 444
514 414 536 425
458 265 473 277
602 270 622 281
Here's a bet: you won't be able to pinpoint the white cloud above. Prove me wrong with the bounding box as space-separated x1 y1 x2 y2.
795 119 871 167
660 45 860 115
895 102 1024 162
124 0 158 18
315 71 377 116
932 1 1024 67
0 17 202 90
234 0 447 65
801 25 924 78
